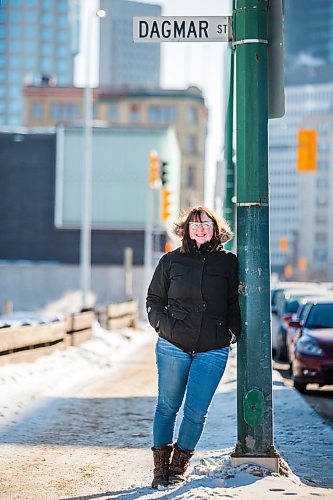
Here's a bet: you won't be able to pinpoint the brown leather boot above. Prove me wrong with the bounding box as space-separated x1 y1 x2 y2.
169 443 195 483
151 444 173 489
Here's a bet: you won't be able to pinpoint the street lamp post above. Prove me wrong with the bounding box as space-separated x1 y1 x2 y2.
80 8 106 310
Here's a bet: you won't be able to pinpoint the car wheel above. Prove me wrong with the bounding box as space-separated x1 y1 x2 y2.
276 343 287 362
294 380 307 393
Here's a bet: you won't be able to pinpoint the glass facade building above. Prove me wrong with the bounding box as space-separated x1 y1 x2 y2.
0 0 75 126
99 0 161 88
284 0 333 85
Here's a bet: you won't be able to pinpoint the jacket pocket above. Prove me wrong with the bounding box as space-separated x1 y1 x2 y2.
169 308 188 320
216 320 230 343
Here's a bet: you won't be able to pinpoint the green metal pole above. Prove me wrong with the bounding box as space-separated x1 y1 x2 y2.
233 0 277 459
223 41 235 252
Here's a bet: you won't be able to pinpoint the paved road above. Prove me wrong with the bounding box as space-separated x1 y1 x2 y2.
273 359 333 426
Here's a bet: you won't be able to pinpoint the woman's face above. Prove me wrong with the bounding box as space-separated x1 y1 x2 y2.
188 212 214 248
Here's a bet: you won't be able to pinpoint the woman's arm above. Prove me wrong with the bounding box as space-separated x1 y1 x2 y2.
227 254 242 341
146 253 171 331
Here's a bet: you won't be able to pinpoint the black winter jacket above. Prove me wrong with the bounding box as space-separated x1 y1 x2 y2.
146 240 242 354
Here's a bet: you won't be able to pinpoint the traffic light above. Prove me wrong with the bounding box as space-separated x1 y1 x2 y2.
161 187 171 221
149 150 159 188
165 241 173 253
298 256 307 272
160 161 168 186
284 264 293 279
297 129 317 172
279 237 288 253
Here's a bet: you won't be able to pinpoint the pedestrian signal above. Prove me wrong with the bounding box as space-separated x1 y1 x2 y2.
279 237 288 253
161 188 171 221
297 129 317 172
160 161 168 186
149 150 159 188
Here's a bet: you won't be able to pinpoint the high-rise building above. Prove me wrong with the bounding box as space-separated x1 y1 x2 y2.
0 0 76 127
298 113 333 280
99 0 161 88
284 0 333 85
269 82 333 276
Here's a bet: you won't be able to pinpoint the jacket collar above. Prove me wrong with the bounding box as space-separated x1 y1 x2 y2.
189 239 213 255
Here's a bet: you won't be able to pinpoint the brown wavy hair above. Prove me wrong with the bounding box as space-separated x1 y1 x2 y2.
173 205 233 254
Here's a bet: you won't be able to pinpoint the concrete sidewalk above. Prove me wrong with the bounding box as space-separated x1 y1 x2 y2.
273 369 333 488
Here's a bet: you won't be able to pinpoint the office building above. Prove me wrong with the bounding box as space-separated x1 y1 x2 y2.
24 84 207 208
284 0 333 85
269 82 333 276
0 0 76 126
298 113 333 280
99 0 161 87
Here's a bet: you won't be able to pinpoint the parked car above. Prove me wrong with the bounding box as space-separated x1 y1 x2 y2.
290 297 333 392
272 287 327 360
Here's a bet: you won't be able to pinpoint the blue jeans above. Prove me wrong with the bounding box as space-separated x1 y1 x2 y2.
153 337 229 451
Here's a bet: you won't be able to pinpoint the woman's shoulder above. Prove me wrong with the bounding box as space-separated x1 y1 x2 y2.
218 248 238 258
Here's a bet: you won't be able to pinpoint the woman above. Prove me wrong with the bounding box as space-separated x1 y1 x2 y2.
146 205 241 489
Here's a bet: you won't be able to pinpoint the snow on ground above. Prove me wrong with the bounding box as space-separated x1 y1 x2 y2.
0 322 333 499
0 321 152 424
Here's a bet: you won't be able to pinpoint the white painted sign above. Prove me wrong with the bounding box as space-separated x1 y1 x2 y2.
133 16 232 43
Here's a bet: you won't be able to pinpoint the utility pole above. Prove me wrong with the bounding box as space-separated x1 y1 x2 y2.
231 0 279 471
223 23 235 252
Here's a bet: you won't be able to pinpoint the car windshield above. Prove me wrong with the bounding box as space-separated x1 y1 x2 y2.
285 299 301 314
305 304 333 329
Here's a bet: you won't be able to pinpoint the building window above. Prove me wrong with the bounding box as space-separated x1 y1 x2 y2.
315 231 327 242
27 26 37 38
187 134 197 154
187 105 197 124
130 103 140 123
316 194 328 206
318 141 329 153
26 41 36 53
50 102 79 121
316 178 328 189
148 105 177 123
26 12 38 23
42 0 52 8
32 101 42 121
42 14 52 25
11 12 23 22
318 160 329 171
108 103 118 122
315 214 327 225
10 41 21 53
314 248 327 262
57 17 67 28
318 124 329 135
93 103 98 120
9 56 21 67
41 29 52 40
11 26 21 38
57 31 68 42
186 165 196 188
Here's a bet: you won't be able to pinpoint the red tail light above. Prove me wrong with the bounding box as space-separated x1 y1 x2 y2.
282 314 293 329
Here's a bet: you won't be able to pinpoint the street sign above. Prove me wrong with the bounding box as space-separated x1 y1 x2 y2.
133 16 232 43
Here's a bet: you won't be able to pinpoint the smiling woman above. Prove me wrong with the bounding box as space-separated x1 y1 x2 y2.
146 204 241 488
